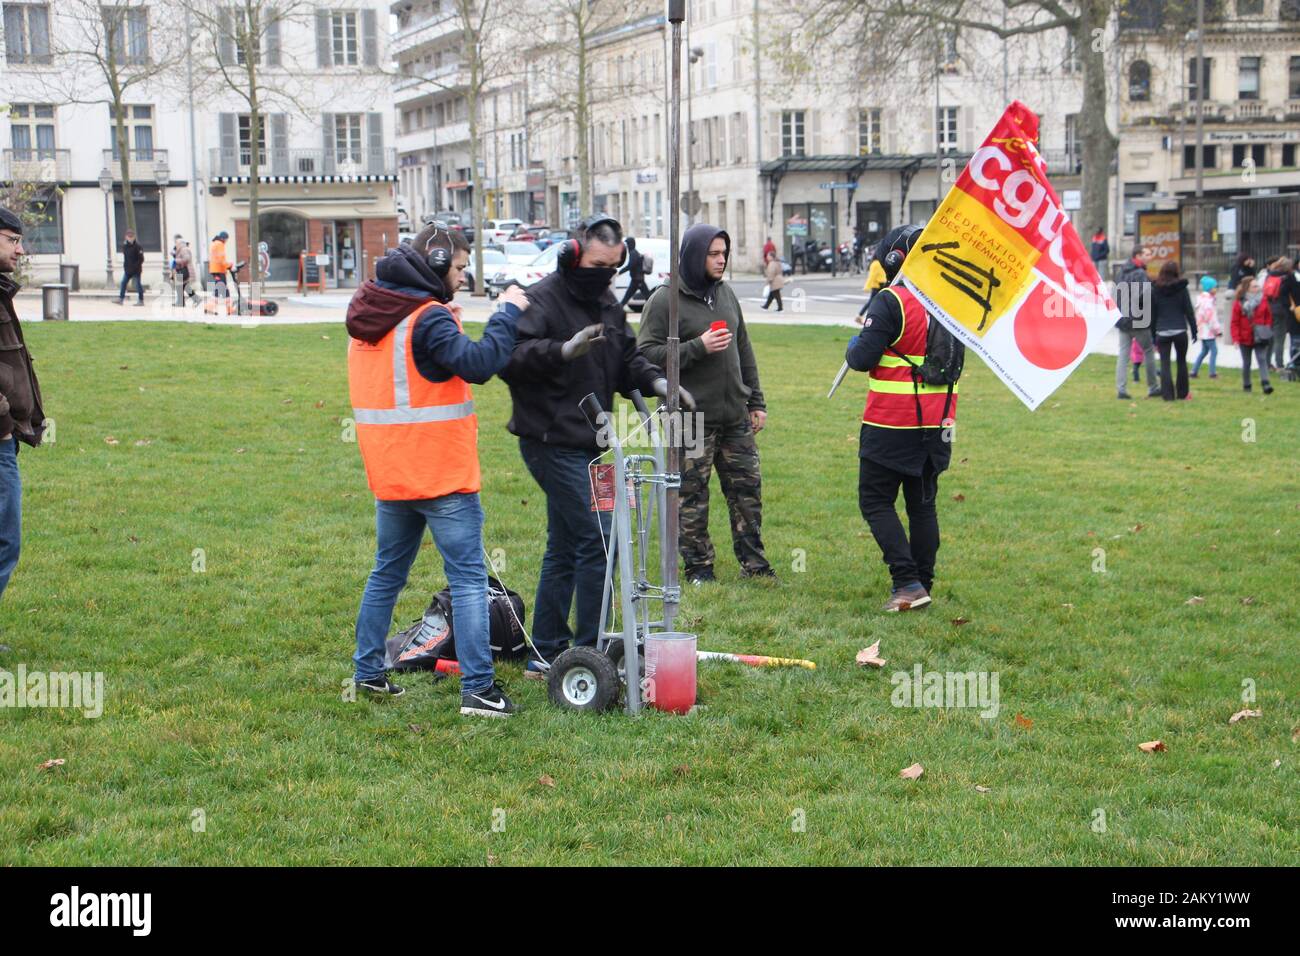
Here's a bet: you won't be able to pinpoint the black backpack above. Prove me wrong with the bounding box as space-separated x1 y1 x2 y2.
888 311 964 428
385 577 527 671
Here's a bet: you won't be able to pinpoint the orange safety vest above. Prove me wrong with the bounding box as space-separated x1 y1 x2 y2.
348 302 480 501
862 287 959 430
209 238 229 275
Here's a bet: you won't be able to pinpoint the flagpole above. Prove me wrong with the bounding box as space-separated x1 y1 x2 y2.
664 0 685 629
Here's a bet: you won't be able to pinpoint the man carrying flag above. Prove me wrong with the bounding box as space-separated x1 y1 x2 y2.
845 225 954 613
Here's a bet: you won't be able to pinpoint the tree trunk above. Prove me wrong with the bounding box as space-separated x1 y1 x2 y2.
1077 1 1118 245
576 4 591 212
110 74 137 239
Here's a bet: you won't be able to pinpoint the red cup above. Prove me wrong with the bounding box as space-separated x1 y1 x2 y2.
710 320 727 333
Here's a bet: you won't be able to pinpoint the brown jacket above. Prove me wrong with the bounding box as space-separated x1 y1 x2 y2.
764 257 785 290
0 275 46 445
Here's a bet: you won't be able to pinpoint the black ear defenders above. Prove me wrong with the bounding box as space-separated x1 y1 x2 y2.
423 220 453 277
557 215 627 270
881 224 924 279
883 248 908 273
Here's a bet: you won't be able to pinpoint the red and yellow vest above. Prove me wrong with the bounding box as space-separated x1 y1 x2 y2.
862 287 959 429
348 303 480 500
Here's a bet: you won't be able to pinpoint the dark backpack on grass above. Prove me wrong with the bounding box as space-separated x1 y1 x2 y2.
385 577 527 671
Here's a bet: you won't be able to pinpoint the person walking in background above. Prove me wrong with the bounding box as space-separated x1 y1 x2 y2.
1150 261 1197 401
1089 226 1109 275
115 229 145 306
1114 247 1160 400
761 250 784 311
1281 260 1300 373
172 235 200 307
209 230 231 302
762 235 776 267
1190 274 1221 379
1228 252 1255 292
617 236 652 310
1231 275 1274 394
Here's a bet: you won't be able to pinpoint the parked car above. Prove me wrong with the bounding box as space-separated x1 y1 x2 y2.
462 247 507 294
428 210 474 244
500 240 541 264
532 229 570 250
486 244 561 298
483 218 523 244
509 224 538 242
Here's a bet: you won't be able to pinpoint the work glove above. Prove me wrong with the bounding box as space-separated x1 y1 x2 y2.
560 323 606 361
653 377 696 411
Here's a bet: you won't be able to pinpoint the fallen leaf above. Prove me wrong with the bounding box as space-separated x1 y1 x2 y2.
1292 727 1300 744
1061 603 1075 609
974 785 991 793
1209 544 1218 551
665 814 673 821
119 365 129 370
408 723 423 734
133 439 152 447
486 852 497 865
280 398 293 405
38 758 65 771
321 335 331 340
674 764 690 777
1131 523 1144 533
127 535 139 543
1051 402 1061 408
1240 596 1255 606
952 493 965 502
235 447 246 454
1014 712 1033 730
538 774 555 788
314 400 325 409
1228 709 1261 724
1085 531 1096 537
960 457 968 464
1273 759 1282 769
1185 595 1205 605
1138 740 1166 753
104 436 119 445
899 763 924 780
951 617 970 626
855 640 886 667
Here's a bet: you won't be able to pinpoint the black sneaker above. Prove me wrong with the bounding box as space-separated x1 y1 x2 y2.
686 568 716 585
461 680 516 718
1263 383 1274 395
356 676 405 697
741 567 778 580
1117 391 1132 400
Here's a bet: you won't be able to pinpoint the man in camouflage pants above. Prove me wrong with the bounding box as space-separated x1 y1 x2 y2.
637 223 774 583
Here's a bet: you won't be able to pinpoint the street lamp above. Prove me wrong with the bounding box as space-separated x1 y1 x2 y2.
687 45 703 225
154 158 171 296
99 167 114 286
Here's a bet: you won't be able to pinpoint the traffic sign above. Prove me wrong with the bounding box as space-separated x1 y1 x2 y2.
819 182 856 190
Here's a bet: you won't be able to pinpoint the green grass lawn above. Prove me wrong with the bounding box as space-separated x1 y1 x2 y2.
1 318 1297 865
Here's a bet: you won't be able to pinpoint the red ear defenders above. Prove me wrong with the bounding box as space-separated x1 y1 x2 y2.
881 224 924 278
557 215 627 270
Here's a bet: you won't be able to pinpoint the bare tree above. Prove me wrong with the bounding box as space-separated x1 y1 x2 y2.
773 0 1167 238
37 0 186 239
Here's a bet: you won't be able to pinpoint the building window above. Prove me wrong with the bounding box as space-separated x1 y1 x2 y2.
335 113 363 165
1065 113 1081 172
940 29 959 73
858 108 882 155
7 104 56 159
655 191 663 237
1238 57 1260 100
21 190 62 254
1231 143 1267 169
1064 33 1080 74
1283 143 1297 167
1129 60 1151 101
3 3 51 63
234 7 261 66
331 11 358 66
1236 0 1264 14
109 104 154 161
238 114 266 166
104 6 149 65
1291 57 1300 98
781 110 805 157
937 106 958 153
1187 57 1212 102
1182 144 1217 173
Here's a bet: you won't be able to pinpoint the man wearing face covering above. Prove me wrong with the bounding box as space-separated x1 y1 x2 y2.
501 215 692 675
638 223 773 584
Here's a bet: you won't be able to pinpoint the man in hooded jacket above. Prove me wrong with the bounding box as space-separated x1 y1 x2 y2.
346 222 529 717
501 215 687 674
637 222 773 583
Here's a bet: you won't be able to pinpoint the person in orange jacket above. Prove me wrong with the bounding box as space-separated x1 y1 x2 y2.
208 231 230 301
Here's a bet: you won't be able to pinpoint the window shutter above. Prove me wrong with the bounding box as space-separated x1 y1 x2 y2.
316 10 331 68
265 12 281 68
219 113 236 176
809 109 821 156
848 108 859 154
321 113 336 173
767 111 781 159
271 113 288 174
362 8 378 67
366 112 384 174
962 107 975 153
217 8 234 65
885 108 898 154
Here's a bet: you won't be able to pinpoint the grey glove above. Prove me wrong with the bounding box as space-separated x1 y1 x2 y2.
653 377 696 411
561 323 607 361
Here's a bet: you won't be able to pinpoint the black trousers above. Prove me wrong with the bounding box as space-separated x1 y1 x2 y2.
1155 333 1190 400
619 275 651 308
858 455 940 592
762 288 782 310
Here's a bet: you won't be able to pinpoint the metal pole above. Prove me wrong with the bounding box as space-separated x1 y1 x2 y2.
934 47 942 204
686 34 694 226
1194 0 1204 199
185 7 202 258
103 191 114 286
664 0 684 631
159 186 168 292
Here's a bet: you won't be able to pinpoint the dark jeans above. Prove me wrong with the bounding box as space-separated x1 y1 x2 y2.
0 437 20 601
619 275 651 308
210 273 228 299
118 271 143 303
519 437 613 662
1155 333 1190 400
762 288 782 310
858 454 940 593
1240 343 1271 388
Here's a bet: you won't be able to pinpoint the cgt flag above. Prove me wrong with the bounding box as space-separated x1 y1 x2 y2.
900 100 1121 410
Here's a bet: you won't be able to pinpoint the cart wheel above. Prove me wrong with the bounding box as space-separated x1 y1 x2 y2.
547 647 619 712
604 639 644 683
263 301 279 316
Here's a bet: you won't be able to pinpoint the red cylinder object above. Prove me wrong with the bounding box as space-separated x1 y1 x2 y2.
645 632 697 714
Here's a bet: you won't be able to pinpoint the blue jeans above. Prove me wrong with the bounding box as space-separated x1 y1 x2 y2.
1192 337 1218 376
519 438 612 661
118 272 143 302
353 492 494 694
0 438 20 601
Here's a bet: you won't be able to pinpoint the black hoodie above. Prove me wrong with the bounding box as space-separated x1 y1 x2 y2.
1151 276 1197 339
344 242 519 385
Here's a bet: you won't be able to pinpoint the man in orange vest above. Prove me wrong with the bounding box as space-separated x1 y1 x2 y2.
845 224 957 612
208 231 230 302
347 221 530 716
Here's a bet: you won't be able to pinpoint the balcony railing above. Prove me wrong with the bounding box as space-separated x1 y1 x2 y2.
102 148 170 182
1041 149 1082 176
209 147 397 178
1 148 71 183
391 11 460 55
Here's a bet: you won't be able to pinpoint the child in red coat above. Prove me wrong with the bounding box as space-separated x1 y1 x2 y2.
1231 276 1273 394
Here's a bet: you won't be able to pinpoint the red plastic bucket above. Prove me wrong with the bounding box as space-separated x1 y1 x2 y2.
645 632 697 714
